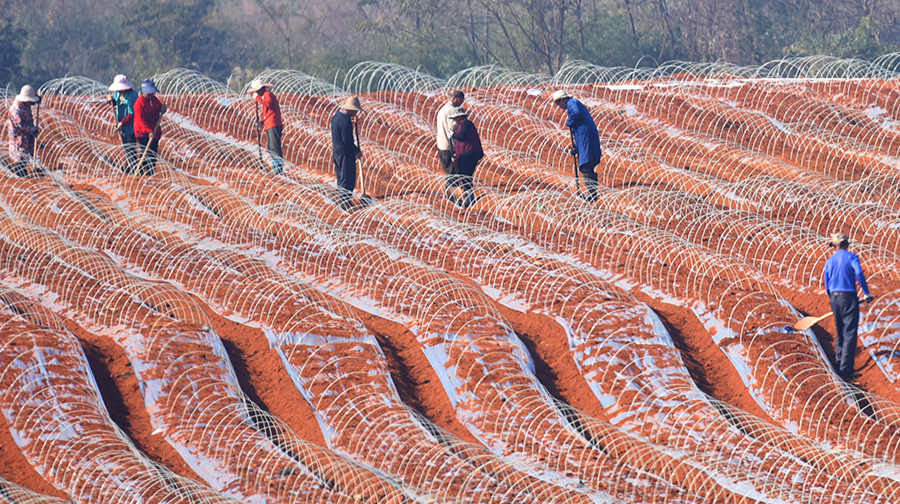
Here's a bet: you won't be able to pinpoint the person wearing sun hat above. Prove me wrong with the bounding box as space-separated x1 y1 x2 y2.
6 84 41 177
248 78 284 175
824 232 874 381
447 106 483 208
133 78 167 176
331 96 364 208
107 75 140 173
552 89 602 202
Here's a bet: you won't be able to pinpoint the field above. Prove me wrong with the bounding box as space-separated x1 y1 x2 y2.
2 56 900 503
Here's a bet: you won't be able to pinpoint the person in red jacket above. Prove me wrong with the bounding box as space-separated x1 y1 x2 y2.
133 79 167 176
248 79 284 175
448 107 483 208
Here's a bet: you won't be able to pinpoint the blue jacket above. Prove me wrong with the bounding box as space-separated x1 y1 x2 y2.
113 89 139 136
824 249 870 295
566 98 602 167
331 110 360 156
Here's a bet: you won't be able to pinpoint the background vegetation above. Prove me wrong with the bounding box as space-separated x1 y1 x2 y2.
3 0 899 89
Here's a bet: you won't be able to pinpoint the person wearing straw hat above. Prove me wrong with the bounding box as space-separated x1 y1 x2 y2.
331 96 363 207
824 232 874 381
248 79 284 175
6 84 41 177
133 78 167 176
436 90 465 175
107 74 140 173
552 89 601 202
448 106 483 208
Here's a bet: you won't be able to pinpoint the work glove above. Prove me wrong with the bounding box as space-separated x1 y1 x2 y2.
566 146 577 156
864 294 875 303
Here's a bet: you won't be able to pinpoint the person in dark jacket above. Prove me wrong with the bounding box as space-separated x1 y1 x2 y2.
108 75 139 173
331 96 364 208
552 90 602 202
824 232 874 381
448 107 483 208
248 79 284 174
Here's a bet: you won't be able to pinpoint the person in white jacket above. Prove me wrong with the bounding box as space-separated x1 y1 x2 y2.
436 90 465 175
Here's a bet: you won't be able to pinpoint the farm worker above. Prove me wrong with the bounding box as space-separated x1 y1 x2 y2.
448 107 484 208
824 232 874 381
107 75 139 174
248 79 284 175
436 90 465 175
134 78 167 176
331 96 364 208
552 90 602 202
6 85 41 177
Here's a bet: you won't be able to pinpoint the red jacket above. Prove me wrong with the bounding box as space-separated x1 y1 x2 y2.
134 95 164 138
255 91 283 130
451 118 483 159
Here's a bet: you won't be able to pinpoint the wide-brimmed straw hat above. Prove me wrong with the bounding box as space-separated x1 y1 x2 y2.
830 232 850 246
551 89 571 102
109 74 134 92
448 107 469 119
341 96 364 112
247 79 274 93
141 79 159 94
15 85 40 103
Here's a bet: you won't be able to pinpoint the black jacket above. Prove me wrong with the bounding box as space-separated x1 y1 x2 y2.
331 111 360 156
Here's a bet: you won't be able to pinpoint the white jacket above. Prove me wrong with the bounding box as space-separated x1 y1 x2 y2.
436 101 455 151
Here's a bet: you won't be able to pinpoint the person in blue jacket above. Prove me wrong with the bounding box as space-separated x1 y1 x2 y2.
824 232 874 381
331 96 364 208
552 90 602 202
107 75 140 173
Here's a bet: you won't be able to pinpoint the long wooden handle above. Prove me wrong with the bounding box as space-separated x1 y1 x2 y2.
354 119 366 197
569 128 579 193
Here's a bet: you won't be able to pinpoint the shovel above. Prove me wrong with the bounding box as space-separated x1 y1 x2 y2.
254 100 263 166
569 128 580 198
353 117 373 205
33 95 41 174
794 295 868 331
794 312 833 331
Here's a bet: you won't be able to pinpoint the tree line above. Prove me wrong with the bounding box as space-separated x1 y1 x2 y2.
2 0 898 90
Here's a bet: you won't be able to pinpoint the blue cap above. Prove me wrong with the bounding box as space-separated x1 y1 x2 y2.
141 79 159 94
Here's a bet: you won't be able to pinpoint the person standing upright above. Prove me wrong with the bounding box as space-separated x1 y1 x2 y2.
331 96 364 208
108 75 139 173
448 107 483 208
552 90 602 202
248 79 284 175
134 79 167 176
6 85 41 177
824 232 874 381
436 90 464 175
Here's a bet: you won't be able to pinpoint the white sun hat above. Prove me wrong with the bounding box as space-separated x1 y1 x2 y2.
448 107 469 119
15 85 40 103
551 89 571 102
340 96 364 112
109 74 134 92
247 79 274 93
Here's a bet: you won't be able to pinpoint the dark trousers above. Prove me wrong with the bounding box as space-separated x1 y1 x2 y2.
266 125 284 175
579 156 601 202
446 154 480 206
120 133 138 174
136 136 159 176
333 152 357 203
438 149 455 174
830 292 859 377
